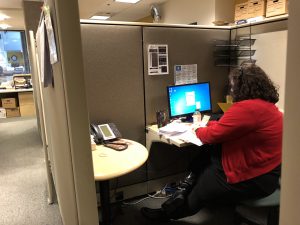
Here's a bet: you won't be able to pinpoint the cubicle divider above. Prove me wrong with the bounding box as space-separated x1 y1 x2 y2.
143 26 230 124
80 22 230 196
81 24 147 189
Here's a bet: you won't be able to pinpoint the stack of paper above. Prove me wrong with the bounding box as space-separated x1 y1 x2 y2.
158 122 203 146
177 131 203 146
158 122 189 136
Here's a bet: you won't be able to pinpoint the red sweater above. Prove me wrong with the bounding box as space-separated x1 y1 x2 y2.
196 99 282 184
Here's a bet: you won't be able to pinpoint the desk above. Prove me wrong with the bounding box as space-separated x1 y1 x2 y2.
146 124 191 149
0 88 33 94
0 88 35 117
92 139 148 225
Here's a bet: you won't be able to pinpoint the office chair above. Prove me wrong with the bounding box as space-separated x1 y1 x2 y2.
234 187 280 225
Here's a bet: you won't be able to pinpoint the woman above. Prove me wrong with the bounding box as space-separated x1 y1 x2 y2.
141 64 283 221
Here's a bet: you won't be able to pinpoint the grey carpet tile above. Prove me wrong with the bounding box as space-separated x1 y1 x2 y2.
0 117 62 225
102 195 236 225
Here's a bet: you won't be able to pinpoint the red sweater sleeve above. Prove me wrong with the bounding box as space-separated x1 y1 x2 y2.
196 102 258 144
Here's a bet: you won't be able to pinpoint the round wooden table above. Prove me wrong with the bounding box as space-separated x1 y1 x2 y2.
92 139 148 225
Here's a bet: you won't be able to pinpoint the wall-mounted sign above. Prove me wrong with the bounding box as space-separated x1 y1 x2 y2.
148 44 169 75
174 64 197 85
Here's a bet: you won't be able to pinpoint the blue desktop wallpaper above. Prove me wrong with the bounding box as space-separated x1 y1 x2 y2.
168 83 211 117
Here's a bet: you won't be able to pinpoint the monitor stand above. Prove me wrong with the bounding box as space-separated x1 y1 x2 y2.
180 115 193 123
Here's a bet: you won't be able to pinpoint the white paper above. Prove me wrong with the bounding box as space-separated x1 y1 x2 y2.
158 122 203 146
44 8 58 64
200 115 210 127
36 21 45 83
159 122 189 135
177 131 203 146
174 64 197 85
148 44 169 75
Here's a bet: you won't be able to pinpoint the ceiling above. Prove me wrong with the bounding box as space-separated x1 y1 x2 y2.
0 0 24 29
79 0 167 21
0 0 168 30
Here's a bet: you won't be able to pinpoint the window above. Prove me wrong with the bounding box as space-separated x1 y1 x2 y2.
0 31 30 82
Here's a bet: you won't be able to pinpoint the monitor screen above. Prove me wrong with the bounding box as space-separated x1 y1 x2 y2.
167 82 212 118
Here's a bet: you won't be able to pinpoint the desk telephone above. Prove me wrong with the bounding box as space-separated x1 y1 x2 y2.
90 123 128 151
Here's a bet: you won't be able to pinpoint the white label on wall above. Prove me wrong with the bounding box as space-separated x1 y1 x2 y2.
174 64 197 85
148 44 169 75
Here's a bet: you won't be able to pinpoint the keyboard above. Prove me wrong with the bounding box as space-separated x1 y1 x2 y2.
209 113 223 121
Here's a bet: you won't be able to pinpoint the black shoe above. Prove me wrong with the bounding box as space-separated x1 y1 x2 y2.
161 172 196 215
161 194 185 215
140 207 170 222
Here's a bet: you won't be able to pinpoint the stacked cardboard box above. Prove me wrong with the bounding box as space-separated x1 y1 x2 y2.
235 0 288 22
0 98 20 118
266 0 288 17
0 107 6 118
235 0 250 21
248 0 266 18
1 98 17 108
6 108 21 118
18 92 36 116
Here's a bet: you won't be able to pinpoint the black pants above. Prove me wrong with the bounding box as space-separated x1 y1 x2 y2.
168 144 281 219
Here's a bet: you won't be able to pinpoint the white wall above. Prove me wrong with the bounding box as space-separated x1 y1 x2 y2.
253 31 287 110
160 0 215 25
215 0 235 23
159 0 235 25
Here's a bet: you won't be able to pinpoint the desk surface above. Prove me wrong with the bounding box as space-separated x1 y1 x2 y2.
0 88 33 94
146 124 190 148
92 139 148 181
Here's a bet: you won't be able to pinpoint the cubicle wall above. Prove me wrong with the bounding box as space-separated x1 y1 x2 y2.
33 0 99 224
81 23 230 189
143 26 230 124
81 24 145 144
142 26 230 181
81 24 147 187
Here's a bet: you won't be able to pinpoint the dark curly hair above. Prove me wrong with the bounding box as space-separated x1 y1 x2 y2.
229 64 279 103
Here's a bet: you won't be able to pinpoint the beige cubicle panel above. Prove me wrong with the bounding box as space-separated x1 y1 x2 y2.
280 1 300 224
32 0 99 225
81 24 145 145
81 23 147 189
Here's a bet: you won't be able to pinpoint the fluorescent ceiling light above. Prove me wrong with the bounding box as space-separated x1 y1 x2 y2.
89 15 111 20
115 0 141 3
0 24 11 29
0 14 10 21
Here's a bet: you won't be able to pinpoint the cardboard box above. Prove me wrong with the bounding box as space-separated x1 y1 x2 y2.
235 0 250 21
218 103 233 113
0 107 6 118
1 98 17 108
20 104 36 117
18 92 35 116
248 0 266 18
266 0 288 17
18 92 34 106
6 107 20 118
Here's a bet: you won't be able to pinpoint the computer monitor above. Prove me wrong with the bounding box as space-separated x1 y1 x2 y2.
167 82 212 119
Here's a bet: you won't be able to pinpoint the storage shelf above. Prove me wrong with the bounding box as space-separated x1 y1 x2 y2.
214 35 256 67
214 49 256 57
